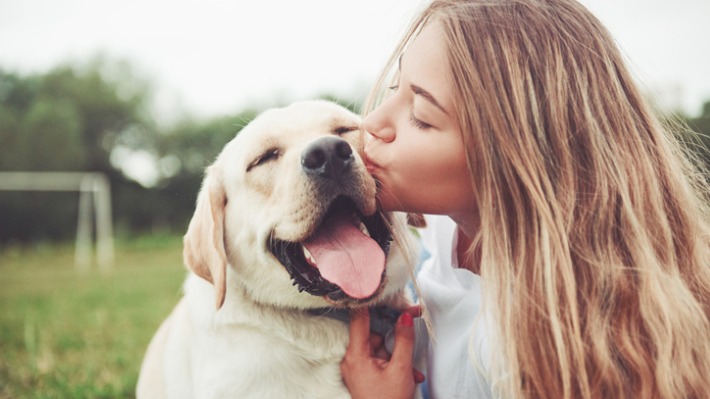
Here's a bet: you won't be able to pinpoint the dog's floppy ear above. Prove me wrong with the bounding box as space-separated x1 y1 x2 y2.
183 165 228 309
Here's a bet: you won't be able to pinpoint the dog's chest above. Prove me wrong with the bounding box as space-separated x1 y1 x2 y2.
193 318 351 398
181 271 357 397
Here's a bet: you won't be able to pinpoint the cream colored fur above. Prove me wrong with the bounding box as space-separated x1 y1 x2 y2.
136 100 416 399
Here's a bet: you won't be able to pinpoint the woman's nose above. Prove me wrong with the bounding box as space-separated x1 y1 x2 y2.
363 107 395 143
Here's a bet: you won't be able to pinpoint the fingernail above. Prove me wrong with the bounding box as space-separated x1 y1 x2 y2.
414 369 426 383
399 312 413 327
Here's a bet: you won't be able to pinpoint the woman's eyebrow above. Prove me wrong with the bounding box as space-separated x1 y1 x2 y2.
410 84 449 115
399 51 449 115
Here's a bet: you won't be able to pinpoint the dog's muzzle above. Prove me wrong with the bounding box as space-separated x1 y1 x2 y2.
268 136 393 303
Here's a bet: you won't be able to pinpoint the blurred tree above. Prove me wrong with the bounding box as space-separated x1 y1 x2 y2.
0 59 154 173
155 111 258 176
15 98 86 170
676 100 710 181
683 101 710 176
0 59 156 243
0 59 271 243
136 110 260 231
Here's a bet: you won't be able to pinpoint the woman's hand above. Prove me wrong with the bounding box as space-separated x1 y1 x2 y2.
340 307 425 399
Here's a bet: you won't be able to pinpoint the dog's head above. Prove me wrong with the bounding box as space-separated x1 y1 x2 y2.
183 100 412 310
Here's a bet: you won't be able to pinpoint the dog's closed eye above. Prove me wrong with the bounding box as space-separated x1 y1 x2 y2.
247 148 281 172
332 125 359 136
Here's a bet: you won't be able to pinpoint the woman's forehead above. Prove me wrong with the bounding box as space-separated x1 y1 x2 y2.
400 21 455 114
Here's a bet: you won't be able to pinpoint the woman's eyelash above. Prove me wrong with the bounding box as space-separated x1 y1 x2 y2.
388 85 399 91
409 112 432 129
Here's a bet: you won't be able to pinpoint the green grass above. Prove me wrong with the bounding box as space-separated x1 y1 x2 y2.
0 235 187 398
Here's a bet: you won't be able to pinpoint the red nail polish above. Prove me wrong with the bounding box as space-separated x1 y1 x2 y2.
400 312 413 327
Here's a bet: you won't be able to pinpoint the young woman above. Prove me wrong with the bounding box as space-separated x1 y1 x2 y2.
340 1 710 398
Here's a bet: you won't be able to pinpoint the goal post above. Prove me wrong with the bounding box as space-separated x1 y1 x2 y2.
0 172 114 272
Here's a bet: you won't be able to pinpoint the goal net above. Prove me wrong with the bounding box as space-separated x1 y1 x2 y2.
0 172 114 272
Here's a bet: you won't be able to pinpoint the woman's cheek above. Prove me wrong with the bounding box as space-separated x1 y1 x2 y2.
383 166 418 212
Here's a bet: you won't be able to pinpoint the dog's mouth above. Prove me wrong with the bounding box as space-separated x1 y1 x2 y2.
269 196 392 302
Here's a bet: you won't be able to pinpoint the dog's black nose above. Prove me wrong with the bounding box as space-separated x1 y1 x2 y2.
301 136 354 178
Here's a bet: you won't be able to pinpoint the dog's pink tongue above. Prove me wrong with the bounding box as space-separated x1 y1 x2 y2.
303 215 385 299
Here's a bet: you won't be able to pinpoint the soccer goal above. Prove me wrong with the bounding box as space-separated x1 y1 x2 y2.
0 172 114 272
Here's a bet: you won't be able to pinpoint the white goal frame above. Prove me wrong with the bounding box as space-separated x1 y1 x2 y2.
0 172 114 272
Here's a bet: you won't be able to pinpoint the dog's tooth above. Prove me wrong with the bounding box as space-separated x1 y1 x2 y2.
302 246 317 266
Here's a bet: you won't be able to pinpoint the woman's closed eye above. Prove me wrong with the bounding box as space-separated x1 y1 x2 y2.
409 112 433 130
387 82 434 129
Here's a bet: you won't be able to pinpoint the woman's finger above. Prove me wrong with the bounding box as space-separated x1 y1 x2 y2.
390 312 416 367
347 308 372 356
413 368 426 384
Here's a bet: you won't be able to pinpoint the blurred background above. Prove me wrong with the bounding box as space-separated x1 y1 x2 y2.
1 0 709 397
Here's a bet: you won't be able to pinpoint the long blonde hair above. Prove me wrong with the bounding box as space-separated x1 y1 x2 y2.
364 1 710 398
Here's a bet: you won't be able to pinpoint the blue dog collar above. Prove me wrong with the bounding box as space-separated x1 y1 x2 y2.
307 306 401 337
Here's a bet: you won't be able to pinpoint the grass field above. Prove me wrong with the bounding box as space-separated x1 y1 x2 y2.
0 235 187 398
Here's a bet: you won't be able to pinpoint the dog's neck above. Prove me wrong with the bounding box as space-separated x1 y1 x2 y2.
307 306 401 337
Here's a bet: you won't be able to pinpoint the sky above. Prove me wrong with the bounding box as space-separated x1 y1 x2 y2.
1 0 709 123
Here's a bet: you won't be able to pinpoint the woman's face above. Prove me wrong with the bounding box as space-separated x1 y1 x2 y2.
364 21 475 218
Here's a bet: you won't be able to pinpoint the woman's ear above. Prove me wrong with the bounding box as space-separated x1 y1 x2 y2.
183 165 228 309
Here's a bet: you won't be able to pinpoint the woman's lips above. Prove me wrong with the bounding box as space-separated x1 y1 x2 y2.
366 159 384 176
363 151 380 174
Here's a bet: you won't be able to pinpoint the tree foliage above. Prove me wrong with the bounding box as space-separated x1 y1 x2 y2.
0 59 157 242
0 59 263 243
679 101 710 177
0 59 153 173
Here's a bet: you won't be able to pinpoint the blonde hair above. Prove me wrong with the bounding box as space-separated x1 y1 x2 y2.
364 0 710 398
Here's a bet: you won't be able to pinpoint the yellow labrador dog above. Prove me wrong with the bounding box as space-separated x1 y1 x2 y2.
136 100 417 398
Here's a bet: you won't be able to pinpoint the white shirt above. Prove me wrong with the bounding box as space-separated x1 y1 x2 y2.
417 214 494 399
